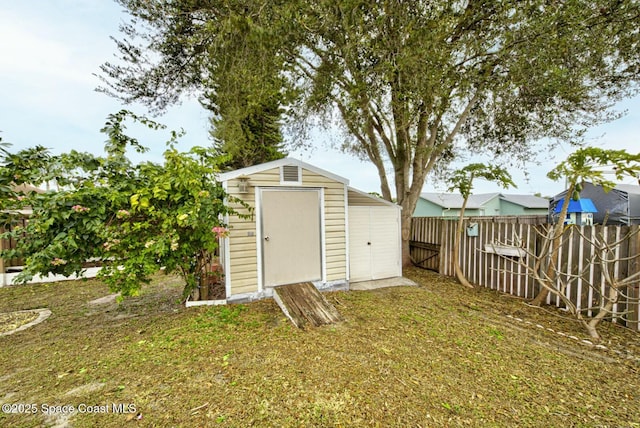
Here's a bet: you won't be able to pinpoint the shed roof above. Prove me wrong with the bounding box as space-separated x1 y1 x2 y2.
218 157 349 185
419 192 500 209
499 194 549 209
554 198 598 214
347 187 401 209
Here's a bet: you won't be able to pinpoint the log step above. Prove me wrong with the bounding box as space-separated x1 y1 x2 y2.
273 282 343 328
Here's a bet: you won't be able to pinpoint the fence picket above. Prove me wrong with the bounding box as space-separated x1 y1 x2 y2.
410 217 640 331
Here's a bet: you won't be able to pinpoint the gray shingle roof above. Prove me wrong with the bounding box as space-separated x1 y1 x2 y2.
420 192 549 209
614 183 640 195
499 194 549 209
419 193 500 209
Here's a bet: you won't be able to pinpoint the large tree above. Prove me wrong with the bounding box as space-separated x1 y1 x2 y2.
101 0 640 265
211 92 287 170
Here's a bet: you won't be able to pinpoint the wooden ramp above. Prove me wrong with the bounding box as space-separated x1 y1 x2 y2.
273 282 343 328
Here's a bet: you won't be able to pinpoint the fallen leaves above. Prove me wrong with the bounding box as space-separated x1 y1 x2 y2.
0 269 639 427
0 309 40 334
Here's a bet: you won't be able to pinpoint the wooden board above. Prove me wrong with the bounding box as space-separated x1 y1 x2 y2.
273 282 342 328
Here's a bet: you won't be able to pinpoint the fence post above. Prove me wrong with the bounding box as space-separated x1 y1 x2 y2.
437 218 445 274
628 225 640 331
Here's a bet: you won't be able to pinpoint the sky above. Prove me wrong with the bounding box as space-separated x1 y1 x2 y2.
1 1 638 198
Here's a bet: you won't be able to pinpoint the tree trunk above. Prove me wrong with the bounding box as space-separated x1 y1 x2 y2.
584 255 621 341
400 209 413 268
530 184 575 306
453 197 474 288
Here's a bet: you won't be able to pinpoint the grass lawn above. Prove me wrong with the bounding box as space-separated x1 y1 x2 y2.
0 267 639 427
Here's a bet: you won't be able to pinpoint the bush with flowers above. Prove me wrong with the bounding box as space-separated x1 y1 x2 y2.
0 111 248 299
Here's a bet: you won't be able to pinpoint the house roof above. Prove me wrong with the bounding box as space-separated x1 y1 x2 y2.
499 194 549 209
218 158 349 185
554 198 598 214
553 181 640 200
419 192 501 209
614 183 640 195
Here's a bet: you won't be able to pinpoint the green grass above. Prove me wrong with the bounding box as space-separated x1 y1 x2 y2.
0 268 639 427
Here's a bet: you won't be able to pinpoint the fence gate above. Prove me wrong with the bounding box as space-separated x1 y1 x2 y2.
410 217 446 272
410 241 440 271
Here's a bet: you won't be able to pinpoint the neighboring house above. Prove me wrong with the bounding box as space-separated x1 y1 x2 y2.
550 182 640 225
210 158 403 304
414 193 501 217
413 192 548 217
553 198 598 225
499 194 550 216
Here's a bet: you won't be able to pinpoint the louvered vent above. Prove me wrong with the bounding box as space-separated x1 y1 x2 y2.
282 165 301 183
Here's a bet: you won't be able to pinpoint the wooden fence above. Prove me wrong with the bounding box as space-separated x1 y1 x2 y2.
411 216 640 331
0 216 28 274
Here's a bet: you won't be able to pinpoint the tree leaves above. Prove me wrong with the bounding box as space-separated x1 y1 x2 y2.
547 147 640 191
0 111 245 299
101 0 640 265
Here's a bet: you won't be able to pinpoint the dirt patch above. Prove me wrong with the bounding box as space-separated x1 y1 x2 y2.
0 309 51 336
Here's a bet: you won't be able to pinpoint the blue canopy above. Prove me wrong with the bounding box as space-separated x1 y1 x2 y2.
554 198 597 214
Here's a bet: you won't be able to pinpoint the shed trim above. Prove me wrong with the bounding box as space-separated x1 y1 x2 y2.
218 158 349 185
222 180 232 299
320 187 327 283
344 185 350 281
255 185 264 293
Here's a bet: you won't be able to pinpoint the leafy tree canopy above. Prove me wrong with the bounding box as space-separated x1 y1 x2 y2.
447 163 516 199
0 111 244 299
100 0 640 264
531 146 640 306
447 162 515 288
211 92 287 170
547 147 640 193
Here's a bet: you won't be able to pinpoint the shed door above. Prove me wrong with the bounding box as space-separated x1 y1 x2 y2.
261 189 322 287
349 206 401 282
348 207 372 282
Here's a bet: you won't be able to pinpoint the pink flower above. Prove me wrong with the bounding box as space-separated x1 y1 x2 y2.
116 209 130 218
211 226 229 239
103 239 120 251
72 205 89 212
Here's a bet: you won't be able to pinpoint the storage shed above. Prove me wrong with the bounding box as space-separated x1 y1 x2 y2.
215 158 402 303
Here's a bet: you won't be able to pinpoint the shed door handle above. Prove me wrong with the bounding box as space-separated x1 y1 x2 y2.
265 236 270 241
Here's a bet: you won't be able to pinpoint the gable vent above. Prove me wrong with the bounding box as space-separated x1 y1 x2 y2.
281 165 301 183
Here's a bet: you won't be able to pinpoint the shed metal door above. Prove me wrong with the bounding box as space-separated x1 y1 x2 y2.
348 207 372 282
261 189 322 287
349 206 401 282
